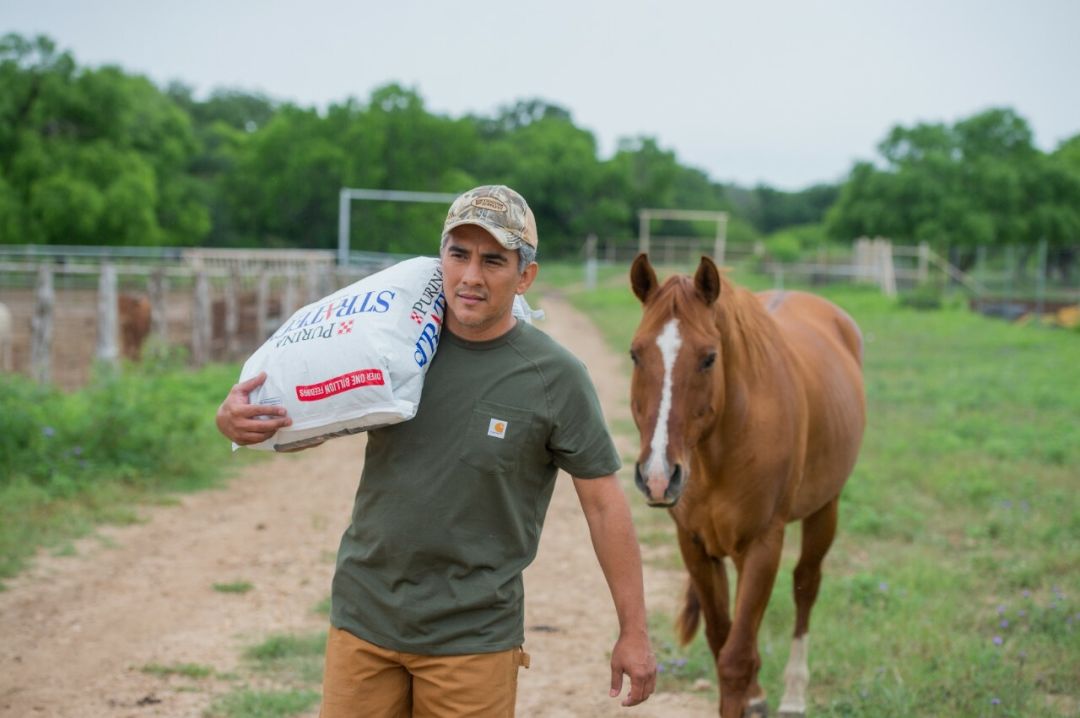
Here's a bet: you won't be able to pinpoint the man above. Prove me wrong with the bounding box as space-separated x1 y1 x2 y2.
216 185 657 716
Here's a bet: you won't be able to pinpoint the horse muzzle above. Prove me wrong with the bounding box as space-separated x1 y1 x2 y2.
634 460 686 507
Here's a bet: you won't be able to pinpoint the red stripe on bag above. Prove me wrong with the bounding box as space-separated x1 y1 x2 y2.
295 369 385 402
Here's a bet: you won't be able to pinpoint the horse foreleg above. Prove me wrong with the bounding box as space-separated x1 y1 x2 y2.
779 499 839 718
675 528 732 659
718 522 785 718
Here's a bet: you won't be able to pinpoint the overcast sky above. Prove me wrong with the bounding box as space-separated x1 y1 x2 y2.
6 0 1079 190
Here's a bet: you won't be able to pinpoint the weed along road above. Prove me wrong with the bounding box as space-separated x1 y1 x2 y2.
0 292 713 718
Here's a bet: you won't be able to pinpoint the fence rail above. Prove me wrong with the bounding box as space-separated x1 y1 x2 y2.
0 249 412 388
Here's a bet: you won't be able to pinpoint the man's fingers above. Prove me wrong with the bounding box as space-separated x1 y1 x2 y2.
234 371 268 394
621 669 653 707
233 417 291 442
621 672 640 707
609 666 623 699
233 402 288 420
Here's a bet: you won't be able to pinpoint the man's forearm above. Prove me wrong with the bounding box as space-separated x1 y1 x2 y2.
573 475 649 633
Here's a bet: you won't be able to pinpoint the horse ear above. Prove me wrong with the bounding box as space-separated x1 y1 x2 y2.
630 253 658 304
694 256 721 305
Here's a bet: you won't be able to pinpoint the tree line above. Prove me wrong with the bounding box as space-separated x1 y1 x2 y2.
2 33 1078 267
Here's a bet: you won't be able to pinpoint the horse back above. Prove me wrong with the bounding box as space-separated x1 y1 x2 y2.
757 290 866 519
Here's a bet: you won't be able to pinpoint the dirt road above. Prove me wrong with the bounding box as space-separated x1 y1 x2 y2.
0 292 715 717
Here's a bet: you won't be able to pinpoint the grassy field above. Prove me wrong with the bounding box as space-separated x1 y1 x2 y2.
536 260 1080 717
0 349 259 588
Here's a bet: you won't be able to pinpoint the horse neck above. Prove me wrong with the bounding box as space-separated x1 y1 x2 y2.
712 280 782 381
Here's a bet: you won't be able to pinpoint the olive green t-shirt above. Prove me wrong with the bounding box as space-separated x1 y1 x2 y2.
330 320 621 655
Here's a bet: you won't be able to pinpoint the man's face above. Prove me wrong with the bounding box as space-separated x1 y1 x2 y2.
440 224 537 342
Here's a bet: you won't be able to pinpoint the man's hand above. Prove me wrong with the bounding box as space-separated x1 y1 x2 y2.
609 630 657 707
573 475 658 707
215 372 291 445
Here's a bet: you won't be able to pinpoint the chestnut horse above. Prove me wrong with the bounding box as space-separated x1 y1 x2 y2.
629 254 865 718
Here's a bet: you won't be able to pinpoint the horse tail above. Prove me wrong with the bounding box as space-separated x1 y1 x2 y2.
675 579 701 646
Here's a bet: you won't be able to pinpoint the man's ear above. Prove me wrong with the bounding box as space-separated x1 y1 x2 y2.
517 262 538 295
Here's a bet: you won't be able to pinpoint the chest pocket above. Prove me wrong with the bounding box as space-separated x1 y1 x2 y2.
458 400 535 475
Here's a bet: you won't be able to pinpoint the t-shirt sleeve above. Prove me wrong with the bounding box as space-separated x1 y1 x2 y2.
546 356 622 479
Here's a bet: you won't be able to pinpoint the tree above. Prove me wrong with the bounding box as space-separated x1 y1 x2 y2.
0 34 207 245
826 107 1077 273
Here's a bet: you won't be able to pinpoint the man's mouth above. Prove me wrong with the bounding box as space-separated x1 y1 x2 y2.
456 292 486 305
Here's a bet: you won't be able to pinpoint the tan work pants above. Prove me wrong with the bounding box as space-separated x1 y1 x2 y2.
319 625 530 718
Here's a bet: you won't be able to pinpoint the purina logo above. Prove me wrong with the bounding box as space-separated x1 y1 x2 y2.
487 418 508 439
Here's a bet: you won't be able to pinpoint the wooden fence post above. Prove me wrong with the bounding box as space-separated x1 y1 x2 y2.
584 234 598 291
31 264 54 384
306 260 320 305
225 270 239 360
917 242 930 284
713 214 728 267
256 273 271 343
853 238 870 283
0 302 11 372
96 263 119 365
192 269 211 367
875 238 897 297
149 268 168 341
283 270 298 320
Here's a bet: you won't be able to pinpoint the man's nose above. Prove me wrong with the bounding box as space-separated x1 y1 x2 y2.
461 257 484 284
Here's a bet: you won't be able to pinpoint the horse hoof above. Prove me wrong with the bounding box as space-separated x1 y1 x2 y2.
743 699 769 718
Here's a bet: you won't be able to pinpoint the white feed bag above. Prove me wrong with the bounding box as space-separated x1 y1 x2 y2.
238 257 446 451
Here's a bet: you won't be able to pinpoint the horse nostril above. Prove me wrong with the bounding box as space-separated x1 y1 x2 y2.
634 463 647 493
669 463 684 495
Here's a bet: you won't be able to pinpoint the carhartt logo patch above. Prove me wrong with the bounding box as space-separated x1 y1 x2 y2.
487 418 508 439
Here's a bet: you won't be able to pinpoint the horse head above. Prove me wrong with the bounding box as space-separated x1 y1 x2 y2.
629 253 723 507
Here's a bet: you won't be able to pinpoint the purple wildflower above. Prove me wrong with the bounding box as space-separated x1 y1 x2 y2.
1000 619 1009 629
42 426 55 438
992 636 1003 646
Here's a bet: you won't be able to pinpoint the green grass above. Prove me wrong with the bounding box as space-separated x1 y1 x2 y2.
213 581 254 594
538 260 1080 717
141 662 217 679
203 631 327 718
245 631 328 685
0 354 266 588
205 689 321 718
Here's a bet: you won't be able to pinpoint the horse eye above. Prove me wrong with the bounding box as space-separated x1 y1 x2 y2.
629 349 639 366
700 352 717 371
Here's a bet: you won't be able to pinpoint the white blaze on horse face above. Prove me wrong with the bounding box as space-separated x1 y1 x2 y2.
645 319 682 495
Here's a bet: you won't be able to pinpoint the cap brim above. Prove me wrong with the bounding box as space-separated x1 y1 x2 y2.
443 219 527 250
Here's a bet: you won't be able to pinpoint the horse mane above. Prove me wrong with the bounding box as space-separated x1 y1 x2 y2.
654 272 780 373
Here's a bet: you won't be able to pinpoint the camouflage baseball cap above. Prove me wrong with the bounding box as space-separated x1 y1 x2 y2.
442 185 538 250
